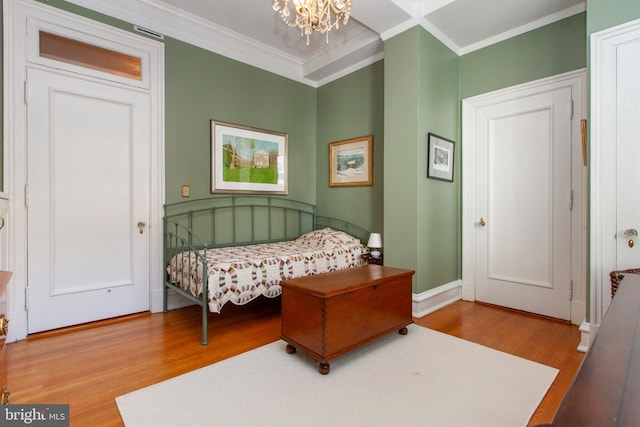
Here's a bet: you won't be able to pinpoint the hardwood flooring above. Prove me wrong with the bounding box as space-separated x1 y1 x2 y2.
6 299 583 426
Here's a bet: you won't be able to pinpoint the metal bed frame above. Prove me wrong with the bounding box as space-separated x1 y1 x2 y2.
163 195 369 344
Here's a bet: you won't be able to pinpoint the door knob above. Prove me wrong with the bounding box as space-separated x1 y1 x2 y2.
624 228 637 248
137 221 146 234
479 217 486 227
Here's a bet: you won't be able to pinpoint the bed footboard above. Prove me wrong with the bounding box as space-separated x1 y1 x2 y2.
164 222 211 345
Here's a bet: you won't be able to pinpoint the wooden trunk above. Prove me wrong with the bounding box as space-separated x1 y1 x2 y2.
281 265 414 373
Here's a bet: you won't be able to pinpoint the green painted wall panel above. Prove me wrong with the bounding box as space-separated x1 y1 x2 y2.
164 38 317 204
587 0 640 34
316 61 384 234
384 29 420 281
417 29 460 290
460 13 586 100
384 27 459 293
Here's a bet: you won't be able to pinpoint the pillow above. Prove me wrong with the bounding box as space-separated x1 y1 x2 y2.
296 228 363 249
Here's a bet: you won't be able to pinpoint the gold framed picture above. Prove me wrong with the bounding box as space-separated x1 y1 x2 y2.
329 135 373 187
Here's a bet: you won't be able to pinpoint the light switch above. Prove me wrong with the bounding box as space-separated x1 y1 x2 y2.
181 185 190 198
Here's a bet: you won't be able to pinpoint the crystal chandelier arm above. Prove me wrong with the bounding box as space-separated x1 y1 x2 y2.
273 0 352 44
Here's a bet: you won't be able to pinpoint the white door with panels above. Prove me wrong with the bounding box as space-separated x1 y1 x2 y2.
613 40 640 273
464 75 583 321
26 67 151 333
591 22 640 323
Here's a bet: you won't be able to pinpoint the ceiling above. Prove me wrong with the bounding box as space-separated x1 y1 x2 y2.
66 0 586 87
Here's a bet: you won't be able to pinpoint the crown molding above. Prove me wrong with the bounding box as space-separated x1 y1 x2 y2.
62 0 321 85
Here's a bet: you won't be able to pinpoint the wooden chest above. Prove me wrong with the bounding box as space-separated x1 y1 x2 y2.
281 264 414 374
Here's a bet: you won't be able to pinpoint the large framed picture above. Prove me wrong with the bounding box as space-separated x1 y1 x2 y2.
329 135 373 187
211 120 288 194
427 133 455 182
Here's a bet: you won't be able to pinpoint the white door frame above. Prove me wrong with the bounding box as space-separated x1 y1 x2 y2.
461 69 587 327
3 0 165 342
590 18 640 332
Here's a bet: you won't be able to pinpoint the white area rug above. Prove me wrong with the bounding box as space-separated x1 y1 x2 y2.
116 325 557 427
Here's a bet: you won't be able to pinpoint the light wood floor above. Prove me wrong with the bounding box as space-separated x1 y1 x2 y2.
6 299 583 426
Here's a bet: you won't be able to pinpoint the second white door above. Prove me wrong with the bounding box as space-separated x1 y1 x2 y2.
27 67 151 333
473 85 573 320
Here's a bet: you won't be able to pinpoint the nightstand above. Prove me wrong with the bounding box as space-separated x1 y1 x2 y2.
361 254 383 265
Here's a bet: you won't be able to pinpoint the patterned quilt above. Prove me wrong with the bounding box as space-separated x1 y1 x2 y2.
167 228 368 313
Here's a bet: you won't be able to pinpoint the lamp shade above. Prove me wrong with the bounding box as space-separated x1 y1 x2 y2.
367 233 382 249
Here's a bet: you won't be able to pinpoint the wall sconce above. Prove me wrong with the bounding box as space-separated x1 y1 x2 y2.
367 233 382 258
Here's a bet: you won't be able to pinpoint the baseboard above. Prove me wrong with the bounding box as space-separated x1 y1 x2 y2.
577 321 597 353
164 289 197 311
412 280 462 318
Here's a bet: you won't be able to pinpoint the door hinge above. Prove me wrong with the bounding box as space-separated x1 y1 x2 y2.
570 99 574 120
569 280 574 300
25 183 30 208
569 189 574 210
24 80 30 105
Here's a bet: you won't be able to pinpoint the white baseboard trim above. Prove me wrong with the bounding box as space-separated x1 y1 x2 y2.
165 289 196 311
577 321 597 353
412 280 462 318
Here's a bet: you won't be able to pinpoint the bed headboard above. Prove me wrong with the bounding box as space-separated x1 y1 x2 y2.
164 195 317 249
164 196 370 253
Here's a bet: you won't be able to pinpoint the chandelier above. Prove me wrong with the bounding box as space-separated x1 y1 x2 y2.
272 0 352 45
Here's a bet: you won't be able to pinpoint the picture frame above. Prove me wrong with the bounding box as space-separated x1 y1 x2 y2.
427 133 455 182
211 120 288 194
329 135 373 187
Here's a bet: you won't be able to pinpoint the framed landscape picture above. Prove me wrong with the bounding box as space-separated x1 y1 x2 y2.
329 135 373 187
427 133 455 182
211 120 288 194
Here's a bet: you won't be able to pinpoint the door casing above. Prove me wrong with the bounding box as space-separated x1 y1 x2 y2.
462 69 587 326
590 19 640 330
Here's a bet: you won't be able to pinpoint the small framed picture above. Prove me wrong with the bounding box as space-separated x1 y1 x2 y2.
427 133 455 182
329 135 373 187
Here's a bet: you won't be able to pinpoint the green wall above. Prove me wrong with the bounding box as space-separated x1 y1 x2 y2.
315 61 384 233
460 13 586 100
587 0 640 34
384 27 459 293
164 38 317 204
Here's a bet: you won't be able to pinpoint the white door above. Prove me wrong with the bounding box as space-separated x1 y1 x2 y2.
614 40 640 272
474 86 573 320
27 67 151 333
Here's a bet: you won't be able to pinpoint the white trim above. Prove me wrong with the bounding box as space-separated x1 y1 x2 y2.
381 4 586 57
4 0 165 341
577 321 595 353
589 18 640 331
461 69 587 325
412 280 462 318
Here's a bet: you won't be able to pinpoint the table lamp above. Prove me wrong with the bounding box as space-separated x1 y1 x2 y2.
367 233 382 258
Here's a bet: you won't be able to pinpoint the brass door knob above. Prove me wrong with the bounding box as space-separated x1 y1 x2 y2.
479 217 486 227
1 386 10 404
0 314 8 337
